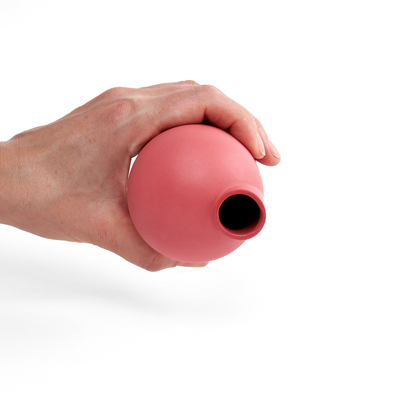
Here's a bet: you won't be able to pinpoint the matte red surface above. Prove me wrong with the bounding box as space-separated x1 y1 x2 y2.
127 124 266 263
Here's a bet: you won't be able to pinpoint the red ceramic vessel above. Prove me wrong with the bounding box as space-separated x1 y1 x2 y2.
127 124 266 263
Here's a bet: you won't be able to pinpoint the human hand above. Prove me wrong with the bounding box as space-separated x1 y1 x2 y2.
0 81 280 271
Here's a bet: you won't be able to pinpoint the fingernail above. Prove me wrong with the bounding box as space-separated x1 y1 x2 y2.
267 140 281 159
257 133 266 158
178 262 209 268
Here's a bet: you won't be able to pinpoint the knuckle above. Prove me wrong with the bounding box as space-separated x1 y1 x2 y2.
104 99 137 125
200 84 221 96
103 86 131 98
182 80 199 85
192 84 224 103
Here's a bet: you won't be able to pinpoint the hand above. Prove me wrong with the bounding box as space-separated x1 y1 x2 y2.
0 81 281 271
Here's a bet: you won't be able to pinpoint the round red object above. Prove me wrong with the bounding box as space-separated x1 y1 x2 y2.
127 124 266 263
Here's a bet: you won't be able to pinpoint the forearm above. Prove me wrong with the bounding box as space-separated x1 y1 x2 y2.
0 140 16 226
0 138 30 229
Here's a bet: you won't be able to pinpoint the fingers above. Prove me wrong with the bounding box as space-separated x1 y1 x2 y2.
178 261 209 268
253 117 281 166
130 82 281 165
151 84 264 158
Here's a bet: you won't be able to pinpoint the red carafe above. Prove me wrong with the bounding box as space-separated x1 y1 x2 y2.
127 124 266 263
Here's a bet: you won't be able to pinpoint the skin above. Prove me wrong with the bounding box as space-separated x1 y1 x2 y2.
0 81 280 271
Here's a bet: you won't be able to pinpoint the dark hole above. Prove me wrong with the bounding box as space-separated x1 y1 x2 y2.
219 194 260 231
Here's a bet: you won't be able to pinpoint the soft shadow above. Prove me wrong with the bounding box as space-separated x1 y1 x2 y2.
0 241 245 355
0 247 240 321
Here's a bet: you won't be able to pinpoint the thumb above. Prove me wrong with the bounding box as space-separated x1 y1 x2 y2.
97 208 207 271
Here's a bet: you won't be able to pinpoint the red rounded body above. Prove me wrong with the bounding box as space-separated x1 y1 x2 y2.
127 124 266 263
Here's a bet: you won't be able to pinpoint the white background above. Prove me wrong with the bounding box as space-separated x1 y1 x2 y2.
1 0 399 399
